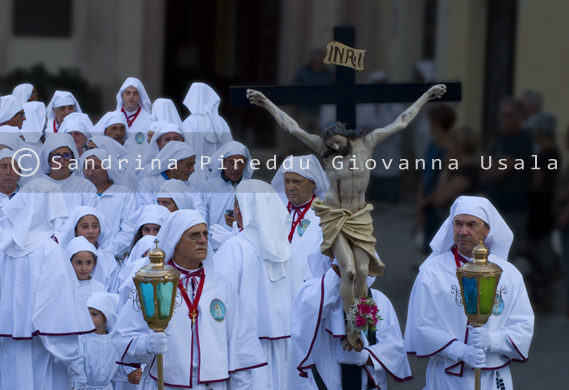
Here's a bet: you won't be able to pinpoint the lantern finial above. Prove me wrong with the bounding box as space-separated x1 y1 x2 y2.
148 239 166 265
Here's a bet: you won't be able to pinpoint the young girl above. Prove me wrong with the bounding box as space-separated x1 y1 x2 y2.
79 292 142 389
128 205 171 257
66 236 106 300
57 206 118 292
156 178 197 212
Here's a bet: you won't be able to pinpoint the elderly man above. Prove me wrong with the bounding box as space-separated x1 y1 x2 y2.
45 90 82 135
116 77 152 154
270 154 329 280
0 179 94 390
0 95 25 129
0 150 21 217
405 196 534 390
112 210 267 390
198 141 253 251
214 179 303 390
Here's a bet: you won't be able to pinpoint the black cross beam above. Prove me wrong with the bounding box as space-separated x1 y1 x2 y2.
231 26 461 129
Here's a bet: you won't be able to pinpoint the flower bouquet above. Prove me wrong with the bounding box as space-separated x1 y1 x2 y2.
346 296 382 332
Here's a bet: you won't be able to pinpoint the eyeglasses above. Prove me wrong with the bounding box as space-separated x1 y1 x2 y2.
187 231 209 241
50 153 74 162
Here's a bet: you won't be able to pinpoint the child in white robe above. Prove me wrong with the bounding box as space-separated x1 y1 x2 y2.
67 236 106 300
80 292 141 389
127 205 171 262
57 206 119 292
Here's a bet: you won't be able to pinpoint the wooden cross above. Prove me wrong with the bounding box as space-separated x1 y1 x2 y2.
231 26 461 129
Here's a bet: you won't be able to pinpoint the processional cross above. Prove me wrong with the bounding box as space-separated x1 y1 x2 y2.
231 26 461 128
231 26 462 389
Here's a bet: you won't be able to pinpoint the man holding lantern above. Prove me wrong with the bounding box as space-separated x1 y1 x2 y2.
112 210 267 390
404 196 534 389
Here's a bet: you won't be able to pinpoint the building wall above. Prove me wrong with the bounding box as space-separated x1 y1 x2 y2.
515 0 569 151
0 0 164 114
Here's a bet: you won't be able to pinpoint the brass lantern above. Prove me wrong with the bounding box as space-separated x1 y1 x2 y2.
455 238 503 390
133 239 181 390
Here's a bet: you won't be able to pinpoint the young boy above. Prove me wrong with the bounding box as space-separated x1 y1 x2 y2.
80 292 142 389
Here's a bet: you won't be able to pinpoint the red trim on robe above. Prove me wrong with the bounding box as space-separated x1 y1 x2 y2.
366 348 414 382
297 275 325 377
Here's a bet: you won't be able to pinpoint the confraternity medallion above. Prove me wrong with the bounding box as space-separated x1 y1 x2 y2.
210 299 226 322
297 219 311 237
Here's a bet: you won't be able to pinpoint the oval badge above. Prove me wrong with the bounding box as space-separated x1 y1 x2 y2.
135 132 145 144
493 298 504 316
210 299 226 322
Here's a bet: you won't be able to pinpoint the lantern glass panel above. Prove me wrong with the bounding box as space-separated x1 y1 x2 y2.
462 277 478 315
480 277 496 315
157 281 174 320
141 282 156 318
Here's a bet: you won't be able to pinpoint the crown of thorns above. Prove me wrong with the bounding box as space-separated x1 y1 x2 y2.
321 120 365 140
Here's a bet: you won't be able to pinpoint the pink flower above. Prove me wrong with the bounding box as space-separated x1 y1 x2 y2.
358 304 372 315
370 305 378 316
360 297 367 303
355 316 366 328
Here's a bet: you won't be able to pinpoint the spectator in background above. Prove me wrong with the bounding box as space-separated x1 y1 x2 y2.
416 104 457 253
293 49 334 134
357 71 406 202
412 60 435 160
433 126 480 213
520 89 543 131
483 98 532 259
555 126 569 319
526 113 561 311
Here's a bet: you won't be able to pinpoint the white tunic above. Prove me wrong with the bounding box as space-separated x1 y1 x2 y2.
291 268 412 389
214 233 303 390
0 238 95 390
288 204 324 281
122 109 150 156
44 174 98 212
197 174 239 251
404 250 534 390
112 265 267 390
135 173 199 210
79 278 107 301
92 247 119 293
96 184 136 258
80 332 127 390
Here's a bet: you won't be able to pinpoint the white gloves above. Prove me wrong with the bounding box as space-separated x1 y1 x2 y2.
145 330 170 355
335 340 369 366
470 326 492 351
210 221 239 246
461 345 486 369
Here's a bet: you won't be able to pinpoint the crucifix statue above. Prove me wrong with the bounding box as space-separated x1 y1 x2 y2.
232 26 460 351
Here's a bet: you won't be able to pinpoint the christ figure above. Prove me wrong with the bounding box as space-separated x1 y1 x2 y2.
247 84 447 350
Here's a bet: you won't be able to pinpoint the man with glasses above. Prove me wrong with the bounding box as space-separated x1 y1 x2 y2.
483 98 533 260
113 210 267 389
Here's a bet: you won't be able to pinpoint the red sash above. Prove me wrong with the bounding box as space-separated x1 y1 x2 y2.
451 245 469 268
170 261 205 326
121 106 141 127
287 195 315 242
